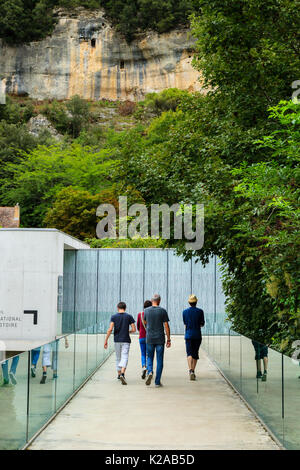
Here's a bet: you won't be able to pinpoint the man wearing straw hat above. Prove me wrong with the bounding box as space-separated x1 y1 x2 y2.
183 295 205 381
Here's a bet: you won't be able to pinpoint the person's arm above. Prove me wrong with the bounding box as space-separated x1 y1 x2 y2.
137 315 141 331
104 322 114 349
164 322 171 348
130 322 136 334
200 310 205 328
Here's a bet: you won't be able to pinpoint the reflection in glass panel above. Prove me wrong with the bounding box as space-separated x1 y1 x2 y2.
62 250 76 334
74 328 88 388
87 326 97 375
254 344 284 443
75 251 98 331
28 341 57 440
0 352 28 450
121 250 144 318
55 334 75 410
168 251 191 334
283 353 300 449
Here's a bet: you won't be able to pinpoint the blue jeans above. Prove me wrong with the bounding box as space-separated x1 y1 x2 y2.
1 356 20 382
31 347 41 367
146 343 165 385
139 338 147 368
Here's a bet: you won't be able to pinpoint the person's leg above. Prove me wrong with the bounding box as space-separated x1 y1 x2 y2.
155 344 165 386
9 356 19 385
187 356 193 370
10 356 19 375
139 338 147 368
139 338 147 379
261 347 268 381
31 348 41 377
119 343 130 385
191 339 201 376
146 343 154 385
1 360 9 384
185 339 195 378
51 341 59 378
114 342 122 378
41 344 51 384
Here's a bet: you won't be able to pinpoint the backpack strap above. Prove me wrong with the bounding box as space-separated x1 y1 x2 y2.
140 311 146 330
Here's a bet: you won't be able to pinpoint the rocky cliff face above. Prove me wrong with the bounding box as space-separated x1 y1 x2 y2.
0 9 202 102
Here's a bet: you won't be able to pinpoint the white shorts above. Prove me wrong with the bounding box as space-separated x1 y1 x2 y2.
42 343 52 367
114 342 130 371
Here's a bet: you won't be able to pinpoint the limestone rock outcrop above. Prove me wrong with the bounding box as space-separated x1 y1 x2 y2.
0 9 202 101
28 114 63 140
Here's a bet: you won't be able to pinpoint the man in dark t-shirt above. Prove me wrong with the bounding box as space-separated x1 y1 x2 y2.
104 301 136 385
182 294 205 381
144 294 171 387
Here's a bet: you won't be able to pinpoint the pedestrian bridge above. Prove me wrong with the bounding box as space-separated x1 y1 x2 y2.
1 247 299 450
27 336 279 451
2 328 300 450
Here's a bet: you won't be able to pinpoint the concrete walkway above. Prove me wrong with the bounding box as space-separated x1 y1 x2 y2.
29 336 279 450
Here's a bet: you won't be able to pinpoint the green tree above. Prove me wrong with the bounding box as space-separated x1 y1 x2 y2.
191 0 300 127
44 186 119 239
0 0 57 44
0 143 117 227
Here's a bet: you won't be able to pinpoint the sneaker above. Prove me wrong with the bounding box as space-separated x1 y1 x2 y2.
155 383 163 388
262 371 267 382
31 367 36 378
2 379 9 386
141 368 147 380
40 374 47 384
120 374 127 385
117 375 121 380
145 372 153 386
256 371 263 379
9 372 17 385
190 371 196 381
53 374 58 380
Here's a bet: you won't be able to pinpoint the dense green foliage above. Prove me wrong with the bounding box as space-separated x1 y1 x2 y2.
0 143 117 227
191 0 300 126
0 0 299 351
44 186 119 239
87 237 165 248
0 0 198 44
0 0 57 44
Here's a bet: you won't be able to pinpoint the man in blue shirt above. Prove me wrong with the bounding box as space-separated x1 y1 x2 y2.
182 294 205 381
104 301 136 385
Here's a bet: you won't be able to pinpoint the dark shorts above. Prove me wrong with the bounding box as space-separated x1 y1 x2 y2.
185 338 202 360
252 340 268 360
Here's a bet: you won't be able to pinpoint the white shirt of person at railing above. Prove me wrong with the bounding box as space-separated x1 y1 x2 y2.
40 337 69 385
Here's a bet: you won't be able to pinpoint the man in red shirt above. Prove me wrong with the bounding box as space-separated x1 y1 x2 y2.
137 300 152 379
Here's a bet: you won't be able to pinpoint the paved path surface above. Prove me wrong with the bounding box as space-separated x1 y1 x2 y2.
29 336 279 450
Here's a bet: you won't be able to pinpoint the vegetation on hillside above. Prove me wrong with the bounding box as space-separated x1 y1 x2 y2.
0 0 299 352
0 0 199 44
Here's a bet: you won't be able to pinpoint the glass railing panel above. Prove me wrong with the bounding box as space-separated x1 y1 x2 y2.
55 334 75 410
97 331 105 365
28 341 57 440
87 326 97 375
219 333 230 376
0 352 28 450
254 343 284 443
241 335 259 410
283 353 300 449
74 328 88 388
225 330 241 393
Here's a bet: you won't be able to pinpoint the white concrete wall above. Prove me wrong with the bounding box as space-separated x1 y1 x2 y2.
0 229 89 351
